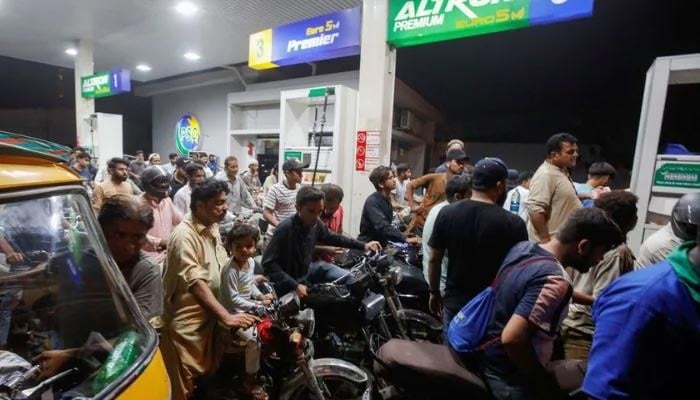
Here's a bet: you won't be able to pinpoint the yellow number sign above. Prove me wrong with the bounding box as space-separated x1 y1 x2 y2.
248 29 278 70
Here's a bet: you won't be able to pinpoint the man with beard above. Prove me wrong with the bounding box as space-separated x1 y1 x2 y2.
92 157 133 213
457 208 623 400
528 133 582 243
160 179 259 400
428 158 528 332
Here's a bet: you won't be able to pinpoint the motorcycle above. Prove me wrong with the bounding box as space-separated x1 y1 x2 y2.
373 339 586 400
254 283 371 400
308 251 441 369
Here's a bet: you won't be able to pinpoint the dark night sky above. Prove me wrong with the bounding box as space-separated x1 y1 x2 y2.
395 0 700 164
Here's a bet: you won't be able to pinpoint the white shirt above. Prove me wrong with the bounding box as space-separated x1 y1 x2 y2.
636 223 683 269
173 184 193 215
503 185 530 223
422 200 448 292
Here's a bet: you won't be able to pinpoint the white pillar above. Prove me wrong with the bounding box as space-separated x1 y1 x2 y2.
74 39 95 150
348 0 397 236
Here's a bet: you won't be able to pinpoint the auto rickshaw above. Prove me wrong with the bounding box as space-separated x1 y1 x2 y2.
0 131 170 399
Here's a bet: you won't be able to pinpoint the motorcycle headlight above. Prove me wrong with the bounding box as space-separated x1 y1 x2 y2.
389 266 402 285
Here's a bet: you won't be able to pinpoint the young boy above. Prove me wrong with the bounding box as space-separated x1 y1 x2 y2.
220 223 272 400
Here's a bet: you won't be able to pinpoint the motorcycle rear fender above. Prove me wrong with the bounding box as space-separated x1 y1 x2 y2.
397 308 442 331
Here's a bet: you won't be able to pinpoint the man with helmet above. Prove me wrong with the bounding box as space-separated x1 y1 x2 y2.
141 166 183 264
636 193 699 267
583 192 700 399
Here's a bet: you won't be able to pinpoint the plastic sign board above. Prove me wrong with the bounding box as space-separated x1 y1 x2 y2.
174 114 202 155
81 69 131 99
249 7 361 70
284 150 303 161
654 162 700 189
388 0 594 47
355 131 381 172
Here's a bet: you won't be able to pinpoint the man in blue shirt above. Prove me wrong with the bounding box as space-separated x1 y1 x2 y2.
583 192 700 399
450 208 622 400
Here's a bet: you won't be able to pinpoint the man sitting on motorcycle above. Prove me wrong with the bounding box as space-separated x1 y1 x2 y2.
358 166 420 247
263 186 381 299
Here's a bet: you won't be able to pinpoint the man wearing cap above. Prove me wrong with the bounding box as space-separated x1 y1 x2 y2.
435 139 465 173
428 157 528 332
169 157 190 200
263 158 307 243
527 133 582 243
406 148 468 230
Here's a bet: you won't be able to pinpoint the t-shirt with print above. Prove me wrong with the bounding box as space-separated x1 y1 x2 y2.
263 179 298 237
429 200 528 314
482 241 572 380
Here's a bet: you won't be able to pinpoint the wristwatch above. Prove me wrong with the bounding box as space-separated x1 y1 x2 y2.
429 289 440 295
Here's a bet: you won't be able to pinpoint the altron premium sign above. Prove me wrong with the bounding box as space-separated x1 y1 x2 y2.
249 7 361 70
81 69 131 99
388 0 594 47
175 114 202 155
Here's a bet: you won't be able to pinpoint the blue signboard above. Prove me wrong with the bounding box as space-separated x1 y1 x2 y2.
249 7 361 70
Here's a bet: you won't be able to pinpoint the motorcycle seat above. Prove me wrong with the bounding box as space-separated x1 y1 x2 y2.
375 339 489 398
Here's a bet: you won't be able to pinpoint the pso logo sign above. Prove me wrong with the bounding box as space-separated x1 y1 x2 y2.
175 114 201 155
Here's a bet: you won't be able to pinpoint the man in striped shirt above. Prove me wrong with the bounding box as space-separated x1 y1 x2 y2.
263 158 307 241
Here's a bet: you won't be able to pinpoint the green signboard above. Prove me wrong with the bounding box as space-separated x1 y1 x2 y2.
81 69 131 99
654 163 700 189
284 150 303 161
387 0 594 48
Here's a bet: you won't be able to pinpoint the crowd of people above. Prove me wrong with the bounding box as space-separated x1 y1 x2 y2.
51 133 700 399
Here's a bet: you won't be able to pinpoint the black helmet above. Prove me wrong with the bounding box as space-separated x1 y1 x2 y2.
141 166 170 199
670 192 700 241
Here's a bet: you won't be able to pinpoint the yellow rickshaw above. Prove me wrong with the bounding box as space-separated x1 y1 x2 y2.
0 132 169 399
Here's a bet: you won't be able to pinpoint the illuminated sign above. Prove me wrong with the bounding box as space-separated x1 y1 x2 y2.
388 0 594 47
249 7 361 70
174 114 201 155
81 69 131 99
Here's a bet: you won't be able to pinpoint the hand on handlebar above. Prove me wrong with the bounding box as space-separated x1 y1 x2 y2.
364 241 382 252
33 349 73 380
406 236 421 246
222 312 260 330
295 284 308 299
6 252 23 263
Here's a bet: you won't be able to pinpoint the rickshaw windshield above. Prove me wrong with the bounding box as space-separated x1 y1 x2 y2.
0 190 154 399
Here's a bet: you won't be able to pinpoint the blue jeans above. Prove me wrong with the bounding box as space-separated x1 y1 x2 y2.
304 260 355 285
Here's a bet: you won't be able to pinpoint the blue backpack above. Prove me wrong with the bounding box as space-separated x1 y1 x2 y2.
447 256 556 355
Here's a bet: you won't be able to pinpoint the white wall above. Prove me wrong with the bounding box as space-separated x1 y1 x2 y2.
152 82 242 157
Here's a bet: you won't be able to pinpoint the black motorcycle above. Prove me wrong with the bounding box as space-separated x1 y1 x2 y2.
307 251 442 369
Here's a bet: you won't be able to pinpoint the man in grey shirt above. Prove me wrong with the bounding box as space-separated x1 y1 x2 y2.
215 156 261 214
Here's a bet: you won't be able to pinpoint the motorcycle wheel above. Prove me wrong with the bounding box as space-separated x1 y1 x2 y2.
282 375 371 400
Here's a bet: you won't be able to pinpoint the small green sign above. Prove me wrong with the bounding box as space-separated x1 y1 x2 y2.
284 150 303 161
387 0 594 48
654 163 700 189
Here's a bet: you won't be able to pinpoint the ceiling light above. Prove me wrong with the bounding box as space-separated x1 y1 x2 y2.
183 52 200 61
65 48 78 56
136 64 152 72
175 1 198 16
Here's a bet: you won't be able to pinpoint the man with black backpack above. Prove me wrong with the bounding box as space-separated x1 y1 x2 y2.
448 208 623 400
